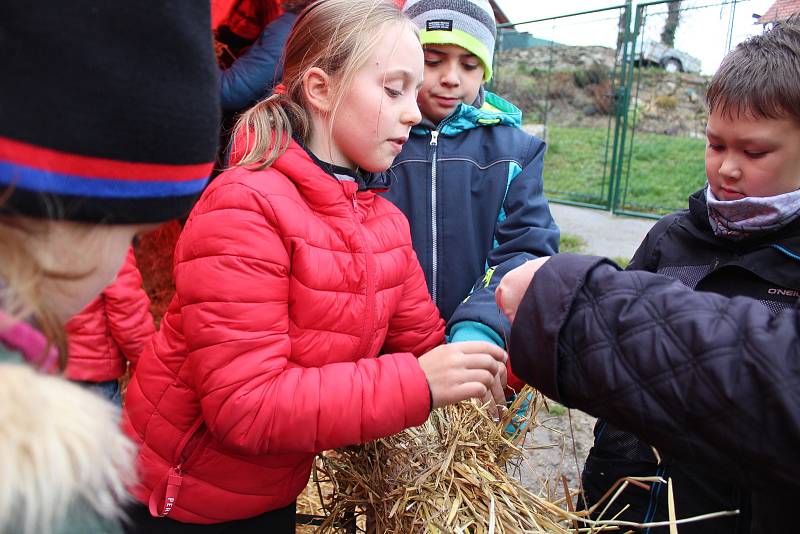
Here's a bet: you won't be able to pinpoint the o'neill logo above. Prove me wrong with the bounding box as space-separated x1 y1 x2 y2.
768 288 800 298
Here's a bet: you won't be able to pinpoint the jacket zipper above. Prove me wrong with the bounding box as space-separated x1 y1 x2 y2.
150 418 206 517
351 190 376 360
176 419 207 469
430 129 439 306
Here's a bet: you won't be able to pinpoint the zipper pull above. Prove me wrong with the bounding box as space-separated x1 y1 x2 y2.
430 130 439 146
352 193 358 211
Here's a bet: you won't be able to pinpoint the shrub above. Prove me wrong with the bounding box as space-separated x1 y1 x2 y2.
590 80 615 115
655 95 678 110
493 70 545 119
547 71 577 100
573 63 609 88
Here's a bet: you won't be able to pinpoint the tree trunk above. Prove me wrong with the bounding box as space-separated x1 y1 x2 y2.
660 1 682 47
616 10 627 52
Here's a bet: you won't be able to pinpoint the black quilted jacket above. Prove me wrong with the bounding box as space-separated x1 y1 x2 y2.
509 253 800 533
581 190 800 532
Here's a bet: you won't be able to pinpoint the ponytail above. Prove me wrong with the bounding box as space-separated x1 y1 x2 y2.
228 0 411 171
229 90 310 171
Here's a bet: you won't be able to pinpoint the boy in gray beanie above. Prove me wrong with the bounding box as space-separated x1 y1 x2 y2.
385 0 560 408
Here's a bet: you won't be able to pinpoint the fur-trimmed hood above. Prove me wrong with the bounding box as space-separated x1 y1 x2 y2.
0 362 135 534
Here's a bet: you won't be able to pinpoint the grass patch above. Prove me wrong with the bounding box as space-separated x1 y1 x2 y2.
547 401 567 416
543 126 611 205
559 233 586 254
544 126 706 215
558 235 630 267
610 256 630 269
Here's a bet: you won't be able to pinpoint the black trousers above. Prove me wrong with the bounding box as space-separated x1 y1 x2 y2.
123 502 296 534
582 453 750 533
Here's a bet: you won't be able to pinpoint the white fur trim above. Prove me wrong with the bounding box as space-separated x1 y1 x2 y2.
0 364 135 534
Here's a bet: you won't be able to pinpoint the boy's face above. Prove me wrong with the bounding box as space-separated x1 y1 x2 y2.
706 108 800 200
417 44 484 124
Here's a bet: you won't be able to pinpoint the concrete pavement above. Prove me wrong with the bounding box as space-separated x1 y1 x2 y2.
550 202 658 261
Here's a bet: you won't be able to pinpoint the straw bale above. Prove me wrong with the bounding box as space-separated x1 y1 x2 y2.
297 386 740 533
307 386 590 533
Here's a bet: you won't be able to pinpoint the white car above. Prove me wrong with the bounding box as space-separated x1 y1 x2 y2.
632 39 702 73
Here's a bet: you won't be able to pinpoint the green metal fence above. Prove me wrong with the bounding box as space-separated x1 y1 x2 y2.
494 0 754 218
494 3 632 211
614 0 752 217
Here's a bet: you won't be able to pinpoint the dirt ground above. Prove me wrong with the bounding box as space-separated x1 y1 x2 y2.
515 404 597 504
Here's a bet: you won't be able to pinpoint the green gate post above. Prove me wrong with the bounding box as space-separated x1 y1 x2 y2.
496 3 635 211
608 0 639 213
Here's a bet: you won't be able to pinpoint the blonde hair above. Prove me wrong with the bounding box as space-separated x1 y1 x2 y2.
0 217 95 369
231 0 415 170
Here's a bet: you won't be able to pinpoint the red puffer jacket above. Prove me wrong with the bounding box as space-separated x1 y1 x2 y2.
65 247 155 381
123 142 444 524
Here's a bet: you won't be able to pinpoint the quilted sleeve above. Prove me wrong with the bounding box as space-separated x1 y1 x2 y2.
105 247 156 366
176 181 431 457
381 245 445 357
509 253 800 490
64 297 111 380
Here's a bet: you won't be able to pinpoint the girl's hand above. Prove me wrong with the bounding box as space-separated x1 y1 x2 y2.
418 342 508 410
495 257 551 324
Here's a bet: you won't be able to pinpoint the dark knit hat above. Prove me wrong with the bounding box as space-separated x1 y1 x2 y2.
0 2 220 224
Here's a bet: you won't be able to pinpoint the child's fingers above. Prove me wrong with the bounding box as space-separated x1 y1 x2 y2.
452 341 508 363
456 367 497 388
453 382 489 402
496 361 508 388
460 353 505 375
482 390 500 418
489 374 506 410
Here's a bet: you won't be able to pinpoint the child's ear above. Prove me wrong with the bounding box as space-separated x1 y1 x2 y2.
302 67 333 114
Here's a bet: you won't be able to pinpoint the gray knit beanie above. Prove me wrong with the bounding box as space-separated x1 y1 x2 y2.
403 0 497 81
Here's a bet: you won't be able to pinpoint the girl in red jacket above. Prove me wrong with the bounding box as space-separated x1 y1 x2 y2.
65 246 155 405
123 0 508 531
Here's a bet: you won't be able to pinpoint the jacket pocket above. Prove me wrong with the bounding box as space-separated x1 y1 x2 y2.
147 418 207 517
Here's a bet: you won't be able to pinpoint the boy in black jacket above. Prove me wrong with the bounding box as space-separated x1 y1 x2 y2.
577 20 800 533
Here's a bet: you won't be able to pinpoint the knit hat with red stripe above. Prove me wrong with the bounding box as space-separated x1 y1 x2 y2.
0 2 220 224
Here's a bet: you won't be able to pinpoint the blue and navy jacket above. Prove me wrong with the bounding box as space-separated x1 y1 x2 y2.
218 12 297 111
383 91 559 348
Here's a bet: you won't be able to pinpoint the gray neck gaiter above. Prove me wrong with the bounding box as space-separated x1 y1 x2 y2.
706 184 800 240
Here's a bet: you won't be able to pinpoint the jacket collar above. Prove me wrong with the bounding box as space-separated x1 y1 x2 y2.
269 140 388 216
293 136 390 191
412 89 522 137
